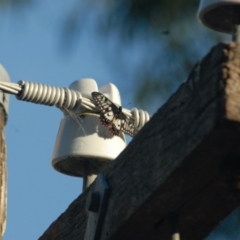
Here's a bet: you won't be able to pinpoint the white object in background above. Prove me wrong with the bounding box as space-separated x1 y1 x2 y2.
52 78 126 181
198 0 240 33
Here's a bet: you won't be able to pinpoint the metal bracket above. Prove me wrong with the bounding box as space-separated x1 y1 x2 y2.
84 173 110 240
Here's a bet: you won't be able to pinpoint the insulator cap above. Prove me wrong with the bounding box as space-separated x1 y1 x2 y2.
198 0 240 33
52 78 127 177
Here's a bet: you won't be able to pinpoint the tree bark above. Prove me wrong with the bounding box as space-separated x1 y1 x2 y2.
0 107 7 240
39 42 240 240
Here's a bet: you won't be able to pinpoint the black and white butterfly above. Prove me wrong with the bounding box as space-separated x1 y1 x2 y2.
91 91 135 137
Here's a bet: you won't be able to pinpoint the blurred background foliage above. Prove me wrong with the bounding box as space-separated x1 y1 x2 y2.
0 0 238 239
0 0 31 9
0 0 228 109
60 0 228 110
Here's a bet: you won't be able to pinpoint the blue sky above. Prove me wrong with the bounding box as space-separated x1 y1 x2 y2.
0 1 239 239
0 1 133 239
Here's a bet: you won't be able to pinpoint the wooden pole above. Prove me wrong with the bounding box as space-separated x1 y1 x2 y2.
0 107 7 240
39 42 240 240
0 65 10 240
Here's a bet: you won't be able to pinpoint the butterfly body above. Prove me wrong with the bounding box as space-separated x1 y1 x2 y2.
91 92 135 137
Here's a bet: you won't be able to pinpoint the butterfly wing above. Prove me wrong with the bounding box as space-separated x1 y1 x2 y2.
92 92 120 123
92 91 135 137
92 92 122 135
121 117 136 137
110 112 127 136
111 115 136 137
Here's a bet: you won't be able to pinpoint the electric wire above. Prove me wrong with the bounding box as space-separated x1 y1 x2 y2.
0 80 151 135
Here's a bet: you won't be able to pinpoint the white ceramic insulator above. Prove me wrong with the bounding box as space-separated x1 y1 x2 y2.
131 107 150 131
16 81 83 110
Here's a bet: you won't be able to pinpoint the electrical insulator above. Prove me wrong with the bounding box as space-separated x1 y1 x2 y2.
198 0 240 33
51 78 126 183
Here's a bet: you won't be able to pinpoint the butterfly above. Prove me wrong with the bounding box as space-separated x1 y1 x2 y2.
91 91 135 137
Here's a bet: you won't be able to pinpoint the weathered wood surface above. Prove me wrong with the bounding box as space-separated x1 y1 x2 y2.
0 107 7 240
39 42 240 240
